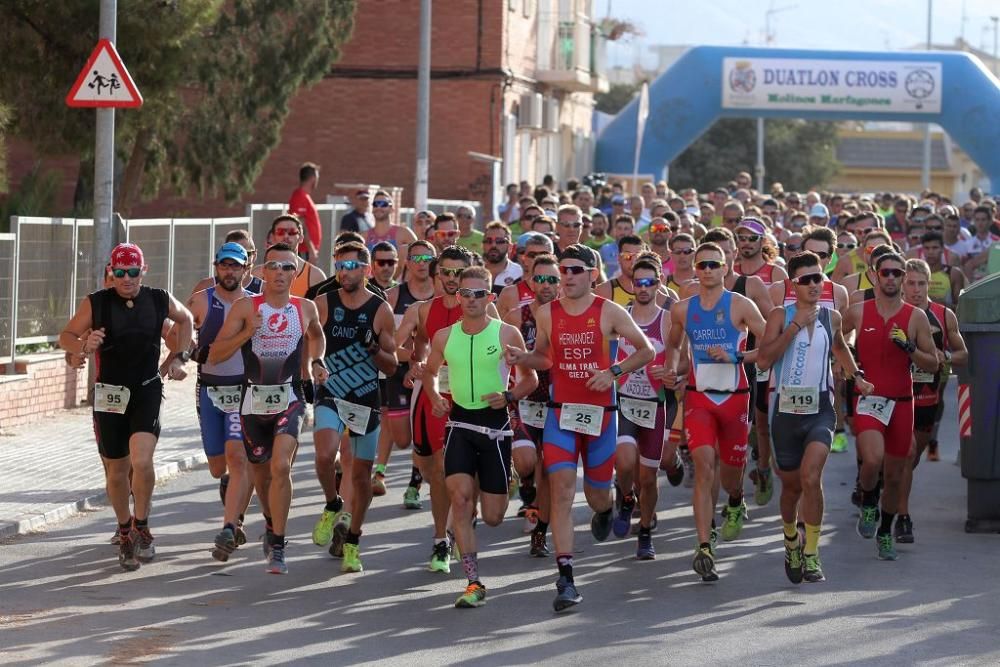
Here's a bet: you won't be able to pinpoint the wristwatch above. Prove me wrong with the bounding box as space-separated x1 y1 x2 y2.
943 350 952 362
503 390 516 405
609 364 624 378
178 350 192 363
853 369 865 380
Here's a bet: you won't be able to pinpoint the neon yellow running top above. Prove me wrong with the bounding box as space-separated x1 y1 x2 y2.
443 318 511 410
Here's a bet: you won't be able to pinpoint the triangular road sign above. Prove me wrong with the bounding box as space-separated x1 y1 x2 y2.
66 38 143 108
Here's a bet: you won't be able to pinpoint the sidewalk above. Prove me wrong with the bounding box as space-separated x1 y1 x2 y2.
0 372 207 538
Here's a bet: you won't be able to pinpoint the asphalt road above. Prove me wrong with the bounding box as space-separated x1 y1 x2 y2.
1 380 998 666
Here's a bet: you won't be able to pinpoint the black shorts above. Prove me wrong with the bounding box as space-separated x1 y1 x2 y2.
93 379 163 459
381 362 413 416
240 386 305 464
444 405 512 495
755 378 770 414
914 403 938 432
769 393 836 472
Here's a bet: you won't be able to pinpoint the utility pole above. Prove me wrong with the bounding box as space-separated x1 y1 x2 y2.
414 0 431 210
94 0 116 290
921 0 932 192
758 4 796 193
991 16 999 76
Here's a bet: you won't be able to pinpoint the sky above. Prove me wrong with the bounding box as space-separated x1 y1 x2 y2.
601 0 1000 70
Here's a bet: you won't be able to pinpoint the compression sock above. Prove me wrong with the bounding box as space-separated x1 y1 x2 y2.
804 524 821 555
461 552 479 583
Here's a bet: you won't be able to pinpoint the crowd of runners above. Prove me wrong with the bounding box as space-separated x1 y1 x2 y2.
61 168 996 611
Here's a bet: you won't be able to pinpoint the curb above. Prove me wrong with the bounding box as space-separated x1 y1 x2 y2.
0 450 208 541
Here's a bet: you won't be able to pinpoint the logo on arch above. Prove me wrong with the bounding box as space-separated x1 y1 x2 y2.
268 312 289 333
729 61 756 93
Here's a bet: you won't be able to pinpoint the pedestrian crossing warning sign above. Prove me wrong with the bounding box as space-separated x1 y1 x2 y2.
66 38 142 108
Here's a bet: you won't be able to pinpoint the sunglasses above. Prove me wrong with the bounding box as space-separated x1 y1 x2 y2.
737 234 762 243
532 274 560 285
696 260 723 271
793 272 824 285
559 265 590 275
439 267 464 277
634 277 660 288
483 238 509 245
649 224 670 234
265 261 297 272
112 267 142 278
619 252 639 262
879 268 905 278
784 244 802 252
672 247 695 255
925 225 943 231
273 228 299 237
335 260 368 271
434 230 459 239
858 227 875 236
521 215 539 222
524 251 546 259
457 287 489 299
612 199 626 205
372 200 392 208
837 242 857 250
374 258 398 267
812 251 831 259
559 221 583 229
409 253 434 263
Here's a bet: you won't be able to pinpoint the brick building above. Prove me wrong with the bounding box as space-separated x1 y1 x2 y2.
7 0 608 220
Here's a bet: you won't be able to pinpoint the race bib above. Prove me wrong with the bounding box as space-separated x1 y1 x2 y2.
518 400 547 429
438 364 450 394
558 402 604 436
911 363 935 384
94 383 130 414
334 397 372 435
620 396 657 429
778 386 819 415
695 363 738 393
249 383 290 416
856 395 895 426
206 385 241 414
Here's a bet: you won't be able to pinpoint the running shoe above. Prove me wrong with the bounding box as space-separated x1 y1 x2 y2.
876 532 897 561
135 525 156 562
927 439 939 462
709 526 719 557
341 543 363 573
894 515 914 544
261 532 272 561
613 498 634 539
118 528 140 572
234 521 247 547
530 531 550 557
721 500 747 541
522 505 539 534
312 508 338 546
636 530 655 560
429 541 451 573
856 505 879 539
403 486 422 510
372 472 387 497
680 448 696 489
784 538 804 585
665 451 685 487
329 513 350 559
692 546 718 582
212 527 237 563
803 553 825 583
830 432 848 453
553 576 582 612
590 508 614 542
749 467 773 506
455 581 486 608
267 545 288 574
110 527 121 545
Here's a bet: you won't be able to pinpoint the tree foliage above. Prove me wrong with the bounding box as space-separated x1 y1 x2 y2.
0 1 357 213
594 82 640 115
669 118 840 193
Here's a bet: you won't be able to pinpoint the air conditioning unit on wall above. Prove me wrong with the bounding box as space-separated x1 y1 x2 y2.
518 93 543 130
543 97 560 133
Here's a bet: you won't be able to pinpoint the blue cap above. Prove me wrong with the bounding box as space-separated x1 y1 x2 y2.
215 242 249 265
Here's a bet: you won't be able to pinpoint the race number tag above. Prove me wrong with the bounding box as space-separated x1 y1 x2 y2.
249 383 290 416
778 386 819 415
911 363 935 384
695 363 738 393
438 365 451 394
334 398 372 435
620 396 657 429
94 383 131 414
856 395 896 426
206 385 241 414
558 402 604 436
518 400 547 429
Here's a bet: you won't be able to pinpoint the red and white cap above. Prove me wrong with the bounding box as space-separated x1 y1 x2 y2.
110 242 145 268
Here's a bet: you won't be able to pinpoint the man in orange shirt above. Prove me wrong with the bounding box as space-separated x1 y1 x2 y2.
288 162 322 262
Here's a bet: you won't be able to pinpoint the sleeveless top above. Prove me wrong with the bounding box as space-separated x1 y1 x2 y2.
610 278 635 307
549 296 615 407
89 286 168 388
771 306 835 399
684 290 749 403
516 280 535 308
241 295 306 386
290 263 313 298
198 287 247 385
318 290 384 433
444 318 510 410
913 302 948 406
617 306 666 401
927 266 953 306
215 274 263 295
856 300 916 399
781 277 836 310
366 225 399 250
858 270 874 291
737 261 777 285
520 303 551 402
425 296 463 395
